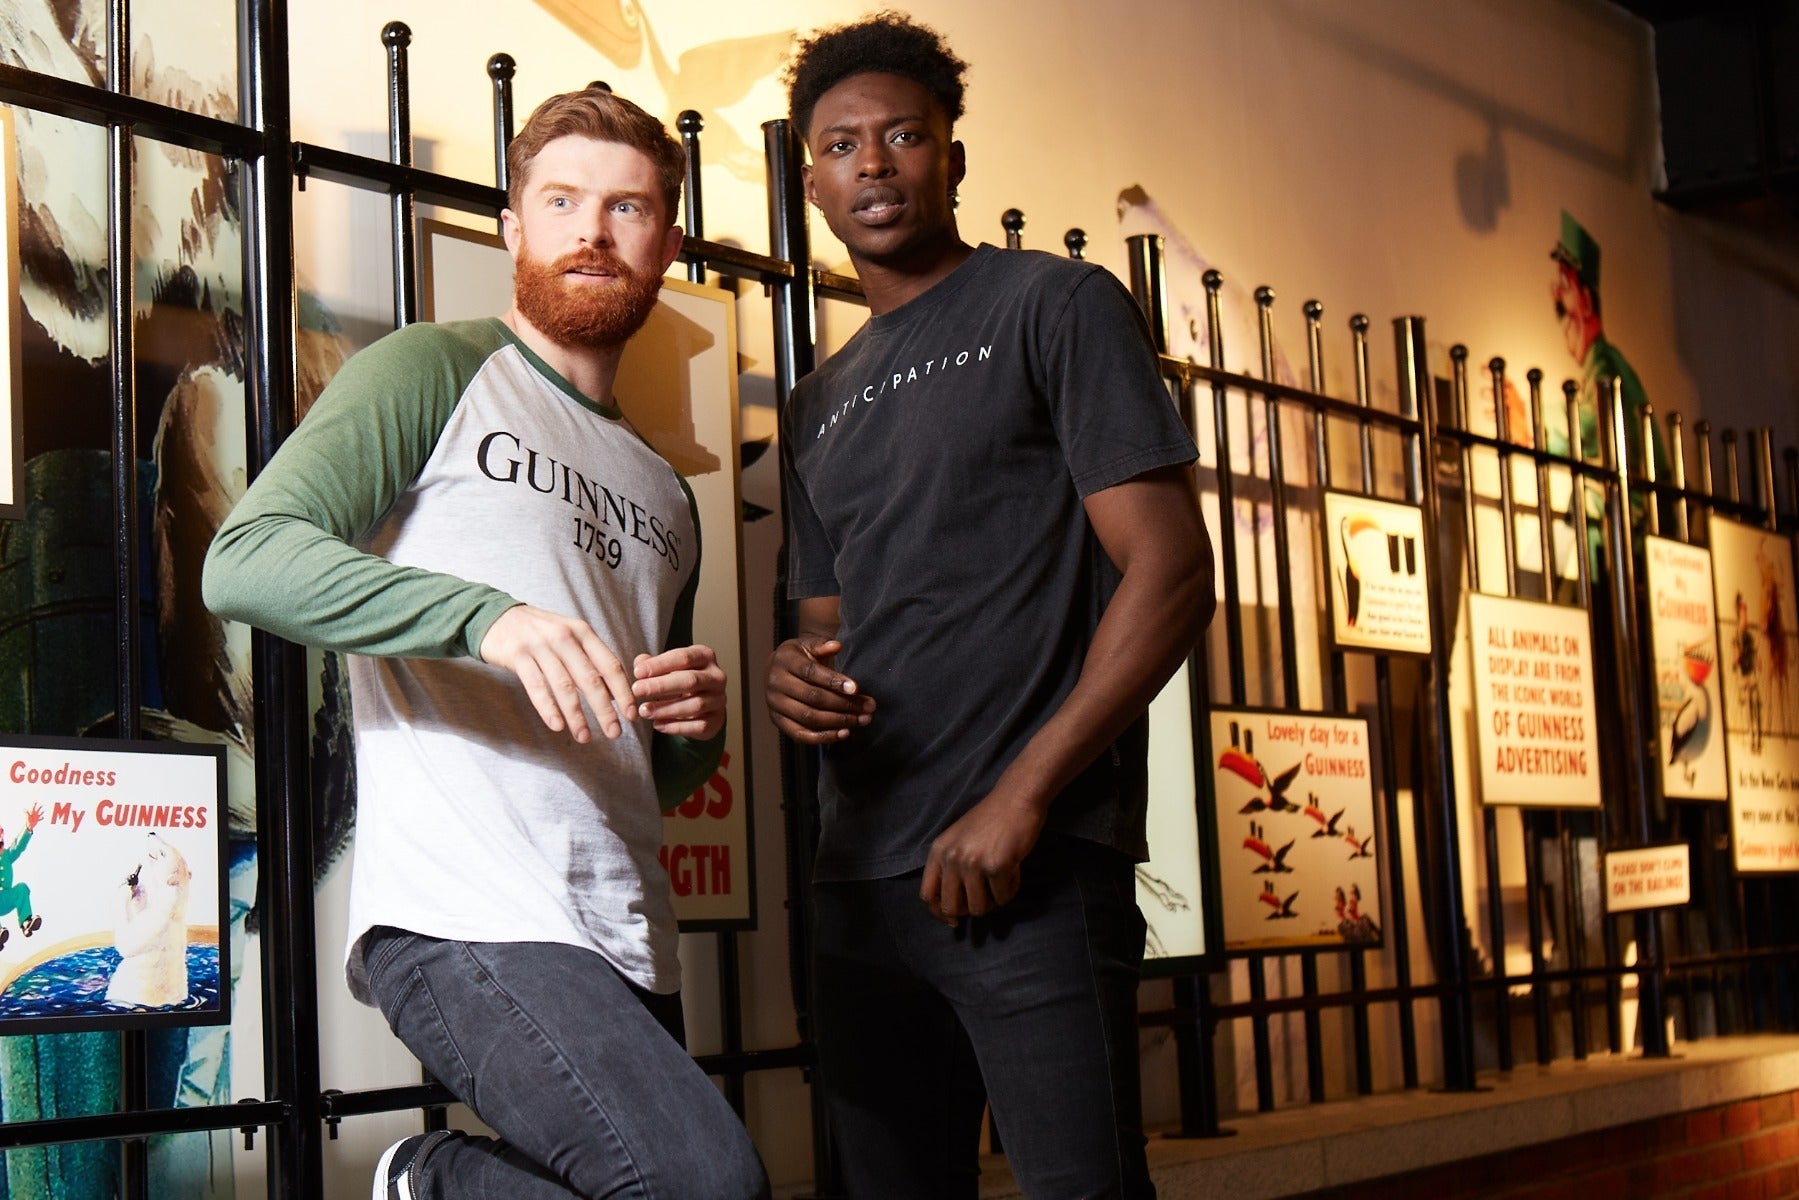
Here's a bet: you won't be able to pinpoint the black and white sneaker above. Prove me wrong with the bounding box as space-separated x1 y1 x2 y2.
372 1130 449 1200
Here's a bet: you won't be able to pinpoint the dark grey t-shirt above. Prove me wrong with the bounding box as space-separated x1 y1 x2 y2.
784 244 1198 881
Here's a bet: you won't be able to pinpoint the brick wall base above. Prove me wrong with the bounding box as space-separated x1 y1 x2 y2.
1295 1091 1799 1199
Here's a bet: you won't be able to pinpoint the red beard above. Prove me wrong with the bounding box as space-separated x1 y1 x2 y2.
512 241 663 349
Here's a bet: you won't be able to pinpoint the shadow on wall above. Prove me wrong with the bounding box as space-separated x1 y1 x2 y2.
1663 207 1799 455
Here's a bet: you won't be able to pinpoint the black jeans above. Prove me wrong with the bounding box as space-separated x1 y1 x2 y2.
811 835 1154 1199
363 927 768 1199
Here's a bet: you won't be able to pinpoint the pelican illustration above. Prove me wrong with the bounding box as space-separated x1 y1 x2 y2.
1668 641 1714 785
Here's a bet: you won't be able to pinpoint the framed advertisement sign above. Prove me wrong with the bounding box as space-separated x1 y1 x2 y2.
1322 491 1432 656
1138 663 1222 974
422 220 756 926
1708 517 1799 873
1643 535 1728 801
0 106 22 520
1207 706 1382 952
1603 843 1691 913
1467 593 1602 808
0 735 228 1035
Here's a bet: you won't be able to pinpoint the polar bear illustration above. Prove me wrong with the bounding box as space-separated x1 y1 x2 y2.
107 833 193 1008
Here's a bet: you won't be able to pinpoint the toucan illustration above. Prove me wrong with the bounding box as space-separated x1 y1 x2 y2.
1339 514 1380 626
1218 723 1303 810
1251 837 1295 875
1303 793 1346 838
1258 880 1299 919
1345 825 1375 860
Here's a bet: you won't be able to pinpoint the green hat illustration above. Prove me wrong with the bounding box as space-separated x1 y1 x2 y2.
1550 210 1600 296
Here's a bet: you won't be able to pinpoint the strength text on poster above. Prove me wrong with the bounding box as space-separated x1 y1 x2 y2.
1468 593 1602 808
1208 707 1381 952
0 736 228 1035
1709 517 1799 873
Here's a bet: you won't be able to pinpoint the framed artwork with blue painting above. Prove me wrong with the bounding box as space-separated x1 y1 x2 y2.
0 734 228 1034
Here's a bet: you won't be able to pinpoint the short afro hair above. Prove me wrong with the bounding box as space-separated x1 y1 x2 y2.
784 11 969 141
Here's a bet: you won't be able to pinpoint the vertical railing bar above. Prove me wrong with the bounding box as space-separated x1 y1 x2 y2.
678 111 706 285
242 0 324 1193
1300 299 1332 1101
488 53 515 199
1489 358 1520 597
1565 381 1618 1054
1303 300 1365 1095
1351 315 1375 495
1560 813 1589 1058
1695 421 1715 544
384 21 417 327
1452 347 1480 593
1256 287 1301 708
1567 383 1623 1055
1256 286 1299 1109
107 0 150 1194
1603 376 1669 1057
1001 208 1024 250
763 114 835 1192
1667 413 1690 543
1248 955 1274 1111
1206 271 1246 704
1395 316 1477 1091
1454 347 1510 1069
1355 312 1415 1087
1125 234 1222 1136
1723 431 1741 506
1529 369 1555 603
1495 355 1544 1067
1757 429 1778 532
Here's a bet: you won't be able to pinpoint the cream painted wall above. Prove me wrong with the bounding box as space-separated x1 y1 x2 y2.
266 1 1799 1194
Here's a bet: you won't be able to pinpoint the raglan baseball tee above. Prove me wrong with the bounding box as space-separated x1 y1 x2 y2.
204 317 719 1002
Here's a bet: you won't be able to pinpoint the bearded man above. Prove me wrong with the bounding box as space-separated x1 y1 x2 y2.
203 87 767 1200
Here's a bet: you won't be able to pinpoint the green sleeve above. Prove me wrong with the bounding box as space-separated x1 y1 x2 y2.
652 476 727 811
202 321 520 659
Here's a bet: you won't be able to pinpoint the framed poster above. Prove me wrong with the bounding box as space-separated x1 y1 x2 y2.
1138 662 1221 974
1643 535 1728 800
1604 843 1691 913
1708 516 1799 873
0 735 228 1035
1467 593 1602 808
1207 706 1382 952
0 105 21 520
422 220 756 927
1322 491 1432 656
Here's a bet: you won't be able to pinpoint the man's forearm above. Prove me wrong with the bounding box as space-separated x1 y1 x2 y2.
991 553 1212 814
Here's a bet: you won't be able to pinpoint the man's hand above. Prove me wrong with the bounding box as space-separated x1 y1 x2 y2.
478 604 636 743
765 635 874 743
632 645 727 740
24 804 42 832
919 790 1048 927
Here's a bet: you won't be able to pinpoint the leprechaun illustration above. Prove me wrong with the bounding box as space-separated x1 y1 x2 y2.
0 804 46 949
